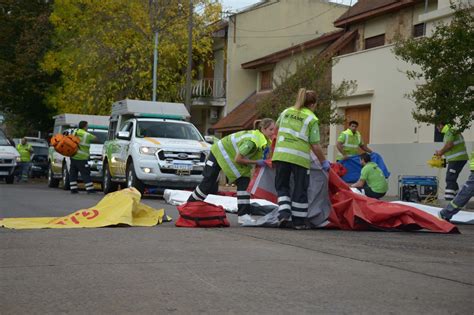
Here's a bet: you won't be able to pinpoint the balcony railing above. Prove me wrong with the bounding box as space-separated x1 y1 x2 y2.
179 78 226 100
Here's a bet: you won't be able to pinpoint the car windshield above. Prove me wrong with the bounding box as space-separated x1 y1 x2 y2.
136 121 203 141
32 146 49 156
90 130 107 144
0 130 11 146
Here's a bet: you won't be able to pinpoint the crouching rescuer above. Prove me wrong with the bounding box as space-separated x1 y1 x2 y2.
272 88 331 230
70 121 97 194
187 119 276 223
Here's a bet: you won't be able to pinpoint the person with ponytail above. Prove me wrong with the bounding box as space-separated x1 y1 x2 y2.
272 88 330 229
187 118 275 224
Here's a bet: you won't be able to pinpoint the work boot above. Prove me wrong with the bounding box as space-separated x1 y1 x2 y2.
277 210 291 227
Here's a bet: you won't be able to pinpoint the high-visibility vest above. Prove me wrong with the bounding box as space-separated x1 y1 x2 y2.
72 129 94 160
338 129 362 158
16 143 32 162
211 130 268 183
441 125 468 162
272 107 319 169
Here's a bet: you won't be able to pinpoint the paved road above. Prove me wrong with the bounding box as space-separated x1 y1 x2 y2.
1 182 473 314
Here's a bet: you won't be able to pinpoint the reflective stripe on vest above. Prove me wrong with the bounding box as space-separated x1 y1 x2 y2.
212 130 267 182
343 130 361 148
273 107 318 169
217 140 241 178
441 125 468 161
470 152 474 171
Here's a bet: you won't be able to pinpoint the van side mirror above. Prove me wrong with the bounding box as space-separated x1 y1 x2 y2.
117 131 131 140
204 136 214 144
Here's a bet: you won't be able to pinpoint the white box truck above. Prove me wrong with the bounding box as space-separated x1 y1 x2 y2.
48 114 109 189
102 99 210 194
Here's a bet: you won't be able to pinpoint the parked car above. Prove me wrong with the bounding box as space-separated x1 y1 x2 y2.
0 129 20 184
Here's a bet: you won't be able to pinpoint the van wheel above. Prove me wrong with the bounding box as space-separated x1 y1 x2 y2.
103 163 118 194
62 164 70 190
48 164 59 188
126 161 144 195
5 174 14 184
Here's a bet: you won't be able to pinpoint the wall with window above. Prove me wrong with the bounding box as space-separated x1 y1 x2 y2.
330 18 472 196
226 0 347 114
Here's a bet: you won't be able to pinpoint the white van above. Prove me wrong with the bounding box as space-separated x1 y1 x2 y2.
102 99 210 194
48 114 109 189
0 129 20 184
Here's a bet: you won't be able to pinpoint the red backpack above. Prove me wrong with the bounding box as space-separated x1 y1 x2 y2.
176 201 230 228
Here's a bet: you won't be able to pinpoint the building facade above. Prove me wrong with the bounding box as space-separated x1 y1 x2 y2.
329 0 473 195
214 0 348 134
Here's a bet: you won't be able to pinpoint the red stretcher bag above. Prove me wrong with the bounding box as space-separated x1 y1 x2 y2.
176 201 230 228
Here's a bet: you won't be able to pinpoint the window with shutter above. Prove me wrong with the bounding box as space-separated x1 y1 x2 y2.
364 34 385 50
260 70 273 91
413 23 425 38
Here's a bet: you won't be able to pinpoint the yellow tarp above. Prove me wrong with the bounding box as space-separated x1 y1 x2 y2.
0 188 171 229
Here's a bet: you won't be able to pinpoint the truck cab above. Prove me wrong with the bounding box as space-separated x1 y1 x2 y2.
0 129 20 184
48 114 109 190
102 99 210 194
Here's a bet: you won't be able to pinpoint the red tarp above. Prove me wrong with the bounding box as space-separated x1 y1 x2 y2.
326 169 458 233
249 164 459 234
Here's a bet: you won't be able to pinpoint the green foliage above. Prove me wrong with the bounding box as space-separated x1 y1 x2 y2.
42 0 221 115
393 3 474 133
258 55 356 126
0 0 57 136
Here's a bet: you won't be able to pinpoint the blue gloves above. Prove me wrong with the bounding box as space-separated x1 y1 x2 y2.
321 160 331 172
256 159 267 167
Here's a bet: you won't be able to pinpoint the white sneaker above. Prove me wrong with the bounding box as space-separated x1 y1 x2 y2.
238 214 256 225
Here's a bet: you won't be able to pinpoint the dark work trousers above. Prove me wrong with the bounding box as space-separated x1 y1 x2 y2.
188 153 251 216
69 159 93 192
445 160 467 200
274 161 310 225
440 171 474 220
363 183 386 200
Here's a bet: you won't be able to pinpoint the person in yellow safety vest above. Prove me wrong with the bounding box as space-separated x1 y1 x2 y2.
16 137 34 182
187 118 276 224
272 88 331 230
336 120 372 161
435 123 469 201
439 150 474 221
69 121 97 194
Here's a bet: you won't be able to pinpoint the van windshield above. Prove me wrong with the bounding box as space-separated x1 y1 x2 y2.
90 130 107 144
0 130 11 146
136 121 203 141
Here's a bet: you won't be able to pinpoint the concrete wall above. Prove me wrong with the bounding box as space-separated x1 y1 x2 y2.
226 0 347 113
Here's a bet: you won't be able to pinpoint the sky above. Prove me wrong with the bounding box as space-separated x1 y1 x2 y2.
220 0 356 12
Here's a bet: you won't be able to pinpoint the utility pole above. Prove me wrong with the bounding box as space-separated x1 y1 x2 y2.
152 30 158 101
184 0 193 112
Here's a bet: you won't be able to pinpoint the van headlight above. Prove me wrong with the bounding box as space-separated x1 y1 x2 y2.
139 146 159 155
16 156 21 162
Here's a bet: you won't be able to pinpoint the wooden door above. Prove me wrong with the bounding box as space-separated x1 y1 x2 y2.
344 105 371 145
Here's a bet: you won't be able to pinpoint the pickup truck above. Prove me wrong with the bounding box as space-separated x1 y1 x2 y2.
102 99 210 194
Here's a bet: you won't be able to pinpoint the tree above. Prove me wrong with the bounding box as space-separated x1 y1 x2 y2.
0 0 58 136
42 0 221 115
393 3 474 133
258 55 356 145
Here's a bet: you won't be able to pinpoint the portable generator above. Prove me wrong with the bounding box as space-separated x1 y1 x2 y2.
398 175 438 202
